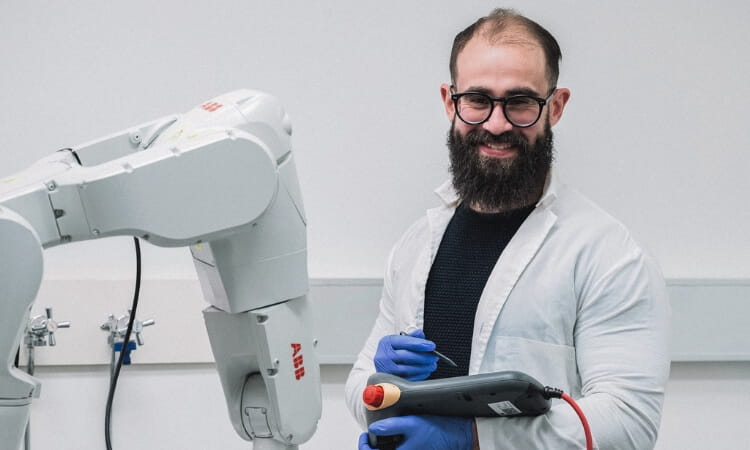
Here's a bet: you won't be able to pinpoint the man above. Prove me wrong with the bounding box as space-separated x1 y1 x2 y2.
346 8 670 450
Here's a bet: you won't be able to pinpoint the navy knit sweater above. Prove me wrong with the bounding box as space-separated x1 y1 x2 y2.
423 202 534 379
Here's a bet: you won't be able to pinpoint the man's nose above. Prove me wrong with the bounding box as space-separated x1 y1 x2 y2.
482 104 514 135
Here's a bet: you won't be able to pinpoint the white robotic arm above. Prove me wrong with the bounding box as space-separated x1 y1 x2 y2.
0 90 321 449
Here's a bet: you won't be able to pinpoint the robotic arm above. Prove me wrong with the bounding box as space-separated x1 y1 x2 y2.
0 90 321 449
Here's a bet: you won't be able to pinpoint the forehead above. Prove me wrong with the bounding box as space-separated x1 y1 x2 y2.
454 34 549 95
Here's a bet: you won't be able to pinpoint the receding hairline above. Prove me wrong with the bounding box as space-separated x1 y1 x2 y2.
452 26 549 86
449 9 562 87
480 22 543 49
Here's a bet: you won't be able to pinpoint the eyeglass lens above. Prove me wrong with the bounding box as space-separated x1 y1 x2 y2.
456 93 542 127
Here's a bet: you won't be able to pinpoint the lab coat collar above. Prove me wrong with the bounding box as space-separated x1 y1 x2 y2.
431 170 561 375
434 170 559 210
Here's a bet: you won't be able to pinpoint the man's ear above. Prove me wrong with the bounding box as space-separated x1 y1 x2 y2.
548 87 571 127
440 83 456 121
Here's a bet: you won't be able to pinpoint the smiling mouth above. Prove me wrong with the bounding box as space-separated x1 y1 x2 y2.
480 142 517 158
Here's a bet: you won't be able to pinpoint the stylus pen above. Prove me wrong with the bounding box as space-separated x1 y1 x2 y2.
400 331 458 367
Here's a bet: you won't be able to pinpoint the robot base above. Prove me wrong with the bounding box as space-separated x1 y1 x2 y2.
252 437 297 450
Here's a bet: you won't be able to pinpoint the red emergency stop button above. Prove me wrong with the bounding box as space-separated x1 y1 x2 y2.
363 385 385 407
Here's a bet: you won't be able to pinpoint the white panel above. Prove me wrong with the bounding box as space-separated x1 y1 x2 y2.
308 279 382 364
22 279 214 366
21 279 384 366
668 280 750 361
17 278 750 367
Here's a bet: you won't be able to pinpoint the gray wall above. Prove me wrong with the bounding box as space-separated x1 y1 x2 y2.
1 1 748 280
2 1 749 449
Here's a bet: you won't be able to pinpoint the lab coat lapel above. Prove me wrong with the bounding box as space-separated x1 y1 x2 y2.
469 206 558 375
413 202 456 329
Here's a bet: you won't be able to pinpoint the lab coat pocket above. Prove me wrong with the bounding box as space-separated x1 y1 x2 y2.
486 336 580 397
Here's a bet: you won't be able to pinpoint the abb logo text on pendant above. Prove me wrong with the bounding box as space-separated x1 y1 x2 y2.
291 343 305 380
201 101 223 112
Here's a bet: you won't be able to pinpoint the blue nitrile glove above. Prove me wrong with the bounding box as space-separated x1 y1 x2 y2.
358 432 374 449
374 329 438 381
362 415 474 450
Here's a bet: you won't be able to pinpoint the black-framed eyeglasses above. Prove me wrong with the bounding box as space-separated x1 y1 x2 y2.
450 87 556 128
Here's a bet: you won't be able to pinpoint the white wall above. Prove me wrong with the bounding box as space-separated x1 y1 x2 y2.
1 0 748 280
23 362 750 450
658 362 750 450
2 1 749 449
23 364 363 450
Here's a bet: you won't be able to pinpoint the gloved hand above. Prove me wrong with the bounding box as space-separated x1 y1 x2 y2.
374 329 438 381
359 415 474 450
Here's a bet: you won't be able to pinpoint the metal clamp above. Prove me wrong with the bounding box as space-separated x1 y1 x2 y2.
25 307 70 348
100 310 155 347
23 307 71 376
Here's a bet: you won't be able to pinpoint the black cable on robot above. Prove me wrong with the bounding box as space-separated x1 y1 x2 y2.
104 237 142 450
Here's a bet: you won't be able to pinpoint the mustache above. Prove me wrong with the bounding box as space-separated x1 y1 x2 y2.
462 129 529 148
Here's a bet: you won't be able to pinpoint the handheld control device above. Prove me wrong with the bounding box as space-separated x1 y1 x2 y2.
363 371 551 449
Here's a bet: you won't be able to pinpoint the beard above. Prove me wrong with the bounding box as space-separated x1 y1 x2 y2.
447 119 554 211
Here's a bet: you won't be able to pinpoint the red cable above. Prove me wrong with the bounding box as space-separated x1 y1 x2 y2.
560 392 593 450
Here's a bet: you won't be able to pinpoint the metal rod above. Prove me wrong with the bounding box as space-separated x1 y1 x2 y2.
24 345 34 450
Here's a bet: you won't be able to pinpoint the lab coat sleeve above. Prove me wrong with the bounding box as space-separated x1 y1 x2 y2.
476 240 671 449
345 240 402 429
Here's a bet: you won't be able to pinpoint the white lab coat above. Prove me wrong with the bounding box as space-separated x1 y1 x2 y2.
345 172 670 449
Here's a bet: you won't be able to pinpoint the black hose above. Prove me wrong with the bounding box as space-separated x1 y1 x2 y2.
104 237 141 450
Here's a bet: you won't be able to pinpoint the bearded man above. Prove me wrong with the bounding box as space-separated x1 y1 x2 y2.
346 8 670 450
